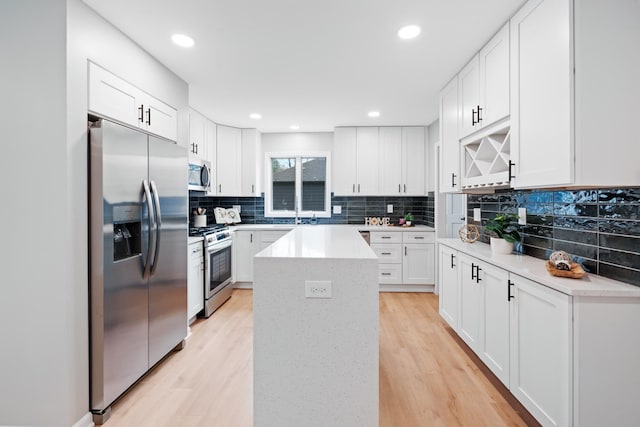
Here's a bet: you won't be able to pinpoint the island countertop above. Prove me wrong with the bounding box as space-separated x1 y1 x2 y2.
255 225 377 260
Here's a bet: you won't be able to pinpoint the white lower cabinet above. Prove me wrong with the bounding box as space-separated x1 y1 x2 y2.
187 241 204 322
371 231 434 290
439 243 574 426
233 229 291 288
509 273 571 427
458 253 481 351
233 230 260 283
477 261 510 386
438 245 459 330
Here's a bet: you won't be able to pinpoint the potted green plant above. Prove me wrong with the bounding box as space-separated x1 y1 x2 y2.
404 212 414 226
485 213 521 255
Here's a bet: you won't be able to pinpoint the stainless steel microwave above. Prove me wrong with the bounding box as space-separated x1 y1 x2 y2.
188 158 211 192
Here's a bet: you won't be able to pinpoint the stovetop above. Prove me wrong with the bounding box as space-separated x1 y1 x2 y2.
189 225 227 237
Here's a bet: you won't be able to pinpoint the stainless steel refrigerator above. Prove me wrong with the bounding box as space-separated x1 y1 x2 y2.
88 118 188 423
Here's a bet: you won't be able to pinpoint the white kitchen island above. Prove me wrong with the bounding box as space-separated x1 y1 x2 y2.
253 226 379 427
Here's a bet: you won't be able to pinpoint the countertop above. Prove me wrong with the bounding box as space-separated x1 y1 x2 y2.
255 225 378 260
230 224 435 232
439 238 640 298
188 236 204 244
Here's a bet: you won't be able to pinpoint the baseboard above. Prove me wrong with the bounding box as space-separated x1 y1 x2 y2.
234 282 253 289
72 412 94 427
379 284 435 292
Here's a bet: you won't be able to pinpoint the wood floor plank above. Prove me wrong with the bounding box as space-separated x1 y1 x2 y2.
104 289 538 427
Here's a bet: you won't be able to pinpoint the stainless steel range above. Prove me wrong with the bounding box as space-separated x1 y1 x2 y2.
191 226 233 317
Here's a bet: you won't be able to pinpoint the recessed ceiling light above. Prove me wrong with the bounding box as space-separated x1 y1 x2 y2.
290 125 300 130
368 111 380 118
397 25 421 40
249 113 262 119
171 34 195 48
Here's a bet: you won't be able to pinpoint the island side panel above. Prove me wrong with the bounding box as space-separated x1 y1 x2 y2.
253 257 379 427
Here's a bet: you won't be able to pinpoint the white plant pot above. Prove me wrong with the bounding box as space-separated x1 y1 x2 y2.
490 237 513 255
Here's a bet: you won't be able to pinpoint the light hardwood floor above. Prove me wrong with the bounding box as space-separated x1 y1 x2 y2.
105 289 538 426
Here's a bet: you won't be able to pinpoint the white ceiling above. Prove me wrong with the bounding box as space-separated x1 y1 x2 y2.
82 0 526 133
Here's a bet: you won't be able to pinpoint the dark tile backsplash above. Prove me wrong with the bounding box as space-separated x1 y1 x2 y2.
190 192 435 229
467 188 640 287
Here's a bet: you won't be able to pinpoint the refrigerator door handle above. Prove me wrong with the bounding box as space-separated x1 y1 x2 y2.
150 180 162 276
143 179 155 279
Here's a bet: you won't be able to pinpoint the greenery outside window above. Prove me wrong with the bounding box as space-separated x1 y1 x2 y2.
265 152 331 218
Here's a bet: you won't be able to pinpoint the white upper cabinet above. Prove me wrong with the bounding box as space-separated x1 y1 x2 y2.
216 125 241 196
510 0 572 188
511 0 640 188
355 127 380 195
207 120 217 195
335 126 425 196
458 23 510 140
332 127 358 196
402 127 426 196
332 127 380 195
188 109 207 160
480 23 510 130
458 55 481 139
88 62 177 142
144 96 178 142
439 76 461 193
378 127 403 195
241 128 262 197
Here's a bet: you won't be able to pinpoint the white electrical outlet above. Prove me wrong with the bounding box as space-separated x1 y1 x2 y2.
305 280 332 298
473 208 481 222
518 208 527 225
387 204 393 213
233 204 241 213
333 205 342 214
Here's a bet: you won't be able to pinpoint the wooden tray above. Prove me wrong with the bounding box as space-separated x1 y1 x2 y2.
545 261 586 279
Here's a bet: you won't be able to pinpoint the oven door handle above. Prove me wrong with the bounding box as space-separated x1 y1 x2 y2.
150 180 162 276
142 179 155 280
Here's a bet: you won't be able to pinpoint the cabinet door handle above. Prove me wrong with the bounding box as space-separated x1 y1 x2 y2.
476 266 482 283
251 184 254 193
219 184 222 192
353 184 355 193
398 184 401 193
477 105 483 123
404 246 407 256
471 263 476 280
358 184 360 193
146 108 151 125
471 107 477 126
404 184 406 193
451 173 457 188
250 233 252 243
508 280 515 301
450 253 455 268
508 161 516 183
138 105 144 122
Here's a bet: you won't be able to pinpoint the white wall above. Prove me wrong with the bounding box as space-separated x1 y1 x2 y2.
261 132 334 153
0 1 70 425
0 1 188 426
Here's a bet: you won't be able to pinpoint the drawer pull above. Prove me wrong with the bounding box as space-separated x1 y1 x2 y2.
381 252 391 255
413 236 425 239
381 272 391 276
381 236 391 239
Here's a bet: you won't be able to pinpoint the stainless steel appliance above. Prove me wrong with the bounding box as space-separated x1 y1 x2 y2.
191 226 233 317
188 157 211 192
89 118 188 424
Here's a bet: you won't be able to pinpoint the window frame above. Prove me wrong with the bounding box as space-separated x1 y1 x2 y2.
264 151 331 218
